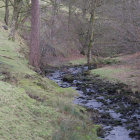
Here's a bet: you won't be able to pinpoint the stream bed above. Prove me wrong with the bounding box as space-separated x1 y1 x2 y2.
47 66 140 140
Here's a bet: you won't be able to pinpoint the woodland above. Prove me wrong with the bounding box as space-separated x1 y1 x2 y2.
0 0 140 140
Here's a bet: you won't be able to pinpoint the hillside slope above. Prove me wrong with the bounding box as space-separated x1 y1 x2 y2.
0 23 98 140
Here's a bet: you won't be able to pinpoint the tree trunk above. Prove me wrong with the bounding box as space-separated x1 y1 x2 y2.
87 44 92 69
87 12 94 70
82 0 87 19
4 0 9 26
87 0 97 70
50 0 57 41
29 0 40 71
68 0 72 31
9 0 22 41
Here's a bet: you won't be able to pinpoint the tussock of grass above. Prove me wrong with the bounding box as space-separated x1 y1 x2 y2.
0 23 99 140
98 57 120 65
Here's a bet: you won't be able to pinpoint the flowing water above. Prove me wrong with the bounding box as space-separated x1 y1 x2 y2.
47 66 140 140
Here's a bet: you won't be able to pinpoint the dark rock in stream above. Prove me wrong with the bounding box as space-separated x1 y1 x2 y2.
97 127 105 138
62 74 74 83
129 130 140 139
101 113 111 119
82 70 90 76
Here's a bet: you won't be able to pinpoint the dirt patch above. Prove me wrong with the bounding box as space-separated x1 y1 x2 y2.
26 91 46 102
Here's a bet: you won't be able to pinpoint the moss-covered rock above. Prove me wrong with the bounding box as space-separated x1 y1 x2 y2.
63 74 74 83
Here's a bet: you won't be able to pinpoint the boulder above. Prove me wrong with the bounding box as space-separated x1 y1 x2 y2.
2 25 8 30
63 74 74 83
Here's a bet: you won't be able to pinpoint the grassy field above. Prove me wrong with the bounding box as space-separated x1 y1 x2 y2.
0 21 99 140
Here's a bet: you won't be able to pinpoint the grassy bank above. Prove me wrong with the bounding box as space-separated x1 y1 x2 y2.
90 55 140 102
91 66 128 82
0 23 99 140
91 56 140 91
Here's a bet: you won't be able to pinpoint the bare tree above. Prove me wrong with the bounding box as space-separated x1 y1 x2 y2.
50 0 60 40
68 0 72 31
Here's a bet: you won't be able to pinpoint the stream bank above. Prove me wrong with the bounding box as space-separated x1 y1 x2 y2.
46 65 140 140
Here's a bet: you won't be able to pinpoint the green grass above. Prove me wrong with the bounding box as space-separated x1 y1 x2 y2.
91 67 126 82
0 80 55 139
98 57 120 65
69 57 119 66
0 23 99 139
69 57 87 65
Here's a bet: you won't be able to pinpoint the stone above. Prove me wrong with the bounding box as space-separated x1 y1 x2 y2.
2 25 8 30
63 74 74 83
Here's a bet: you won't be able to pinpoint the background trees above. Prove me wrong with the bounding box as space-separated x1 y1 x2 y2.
0 0 30 40
1 0 139 68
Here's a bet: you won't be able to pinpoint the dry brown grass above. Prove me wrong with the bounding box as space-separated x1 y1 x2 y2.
118 53 140 91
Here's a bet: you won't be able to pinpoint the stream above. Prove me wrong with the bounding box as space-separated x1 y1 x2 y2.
47 66 140 140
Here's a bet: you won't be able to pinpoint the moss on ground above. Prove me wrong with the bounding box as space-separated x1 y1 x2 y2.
0 23 99 140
